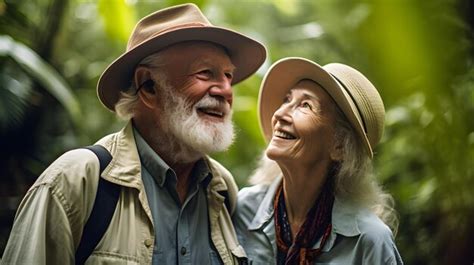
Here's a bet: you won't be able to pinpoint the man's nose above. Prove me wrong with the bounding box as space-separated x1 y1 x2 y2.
208 75 233 105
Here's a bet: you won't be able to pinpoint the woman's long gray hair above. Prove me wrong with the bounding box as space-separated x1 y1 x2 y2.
250 106 399 235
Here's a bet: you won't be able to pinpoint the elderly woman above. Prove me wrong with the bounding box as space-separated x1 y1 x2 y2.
234 57 403 264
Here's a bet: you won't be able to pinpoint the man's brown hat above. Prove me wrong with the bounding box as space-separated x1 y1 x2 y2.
97 3 267 111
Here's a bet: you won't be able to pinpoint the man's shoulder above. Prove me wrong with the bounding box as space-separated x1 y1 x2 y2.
35 148 101 187
206 157 236 189
206 157 232 179
20 148 104 225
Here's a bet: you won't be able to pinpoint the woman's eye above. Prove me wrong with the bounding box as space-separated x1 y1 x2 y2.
225 72 233 80
302 102 312 110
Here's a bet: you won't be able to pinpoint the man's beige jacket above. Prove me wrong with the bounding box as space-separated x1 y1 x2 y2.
1 122 246 264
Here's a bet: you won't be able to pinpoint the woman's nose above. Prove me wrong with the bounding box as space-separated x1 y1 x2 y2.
273 103 293 123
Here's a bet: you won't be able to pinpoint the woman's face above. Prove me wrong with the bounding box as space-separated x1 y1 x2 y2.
266 80 340 165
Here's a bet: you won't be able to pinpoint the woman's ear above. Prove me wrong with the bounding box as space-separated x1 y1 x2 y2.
134 67 157 109
330 139 344 161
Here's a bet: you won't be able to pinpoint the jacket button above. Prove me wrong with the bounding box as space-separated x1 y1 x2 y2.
180 247 187 255
144 239 153 247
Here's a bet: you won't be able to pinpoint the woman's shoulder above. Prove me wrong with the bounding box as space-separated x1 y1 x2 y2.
238 184 269 200
332 200 403 263
234 182 277 228
355 210 403 264
334 199 395 243
236 184 270 213
350 205 400 259
356 209 393 241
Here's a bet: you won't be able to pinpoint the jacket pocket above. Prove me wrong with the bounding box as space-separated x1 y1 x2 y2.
87 251 140 264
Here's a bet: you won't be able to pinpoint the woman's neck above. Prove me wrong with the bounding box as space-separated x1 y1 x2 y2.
278 159 331 238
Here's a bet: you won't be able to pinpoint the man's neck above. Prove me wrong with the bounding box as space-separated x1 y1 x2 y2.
133 118 203 204
150 139 204 204
170 161 197 204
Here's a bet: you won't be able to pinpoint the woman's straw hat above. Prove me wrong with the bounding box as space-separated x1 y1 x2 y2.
97 3 266 111
258 57 385 158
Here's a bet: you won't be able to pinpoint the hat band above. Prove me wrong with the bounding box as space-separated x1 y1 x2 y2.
330 73 368 134
127 22 209 51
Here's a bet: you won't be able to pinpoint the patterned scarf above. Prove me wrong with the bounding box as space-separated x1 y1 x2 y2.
274 164 338 265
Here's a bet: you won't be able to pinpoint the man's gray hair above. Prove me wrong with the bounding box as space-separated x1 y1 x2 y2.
115 52 167 120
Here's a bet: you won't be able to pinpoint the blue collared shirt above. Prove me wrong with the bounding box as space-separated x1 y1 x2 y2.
233 176 404 265
134 128 221 265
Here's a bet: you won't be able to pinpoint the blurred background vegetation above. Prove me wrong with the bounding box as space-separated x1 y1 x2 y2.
0 0 472 264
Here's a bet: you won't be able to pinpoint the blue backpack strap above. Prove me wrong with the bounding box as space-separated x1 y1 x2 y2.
75 145 120 265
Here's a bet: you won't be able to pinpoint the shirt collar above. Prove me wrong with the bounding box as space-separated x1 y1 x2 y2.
247 175 362 251
133 126 211 188
248 175 282 231
192 159 213 188
314 198 362 251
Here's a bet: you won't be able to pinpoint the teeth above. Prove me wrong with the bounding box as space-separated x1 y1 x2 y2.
200 108 223 117
274 130 296 139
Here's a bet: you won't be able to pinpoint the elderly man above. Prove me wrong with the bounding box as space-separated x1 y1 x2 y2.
1 4 266 265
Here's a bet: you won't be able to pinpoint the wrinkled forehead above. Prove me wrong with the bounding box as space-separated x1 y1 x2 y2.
290 79 328 98
291 79 339 111
164 41 232 61
157 41 235 74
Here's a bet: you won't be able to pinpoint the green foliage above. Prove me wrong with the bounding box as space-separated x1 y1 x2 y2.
0 60 32 130
0 35 81 125
0 0 473 264
97 0 136 43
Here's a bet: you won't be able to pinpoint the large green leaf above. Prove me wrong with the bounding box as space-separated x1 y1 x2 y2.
0 69 31 130
0 35 81 124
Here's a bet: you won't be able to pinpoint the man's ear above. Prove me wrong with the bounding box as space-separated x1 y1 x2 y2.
134 66 157 109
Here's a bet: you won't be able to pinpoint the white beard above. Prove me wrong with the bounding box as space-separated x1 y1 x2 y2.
155 83 235 164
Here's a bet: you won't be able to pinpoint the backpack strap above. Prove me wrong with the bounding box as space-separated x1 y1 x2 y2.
75 145 120 265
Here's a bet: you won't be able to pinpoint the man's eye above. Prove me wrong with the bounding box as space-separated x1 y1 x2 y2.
196 70 212 79
225 72 233 80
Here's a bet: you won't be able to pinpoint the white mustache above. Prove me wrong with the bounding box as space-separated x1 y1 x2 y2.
194 95 231 116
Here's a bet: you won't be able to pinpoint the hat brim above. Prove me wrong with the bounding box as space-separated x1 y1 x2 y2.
98 26 266 111
258 57 373 157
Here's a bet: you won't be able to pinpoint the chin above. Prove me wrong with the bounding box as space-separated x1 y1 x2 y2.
265 148 287 162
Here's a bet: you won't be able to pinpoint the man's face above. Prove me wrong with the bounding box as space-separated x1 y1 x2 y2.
148 41 236 163
158 41 235 120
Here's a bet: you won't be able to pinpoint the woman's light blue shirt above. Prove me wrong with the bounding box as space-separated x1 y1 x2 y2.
233 176 403 265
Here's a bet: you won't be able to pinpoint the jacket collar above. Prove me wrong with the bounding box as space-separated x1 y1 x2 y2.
97 122 143 188
97 121 227 195
247 175 361 252
133 126 211 188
